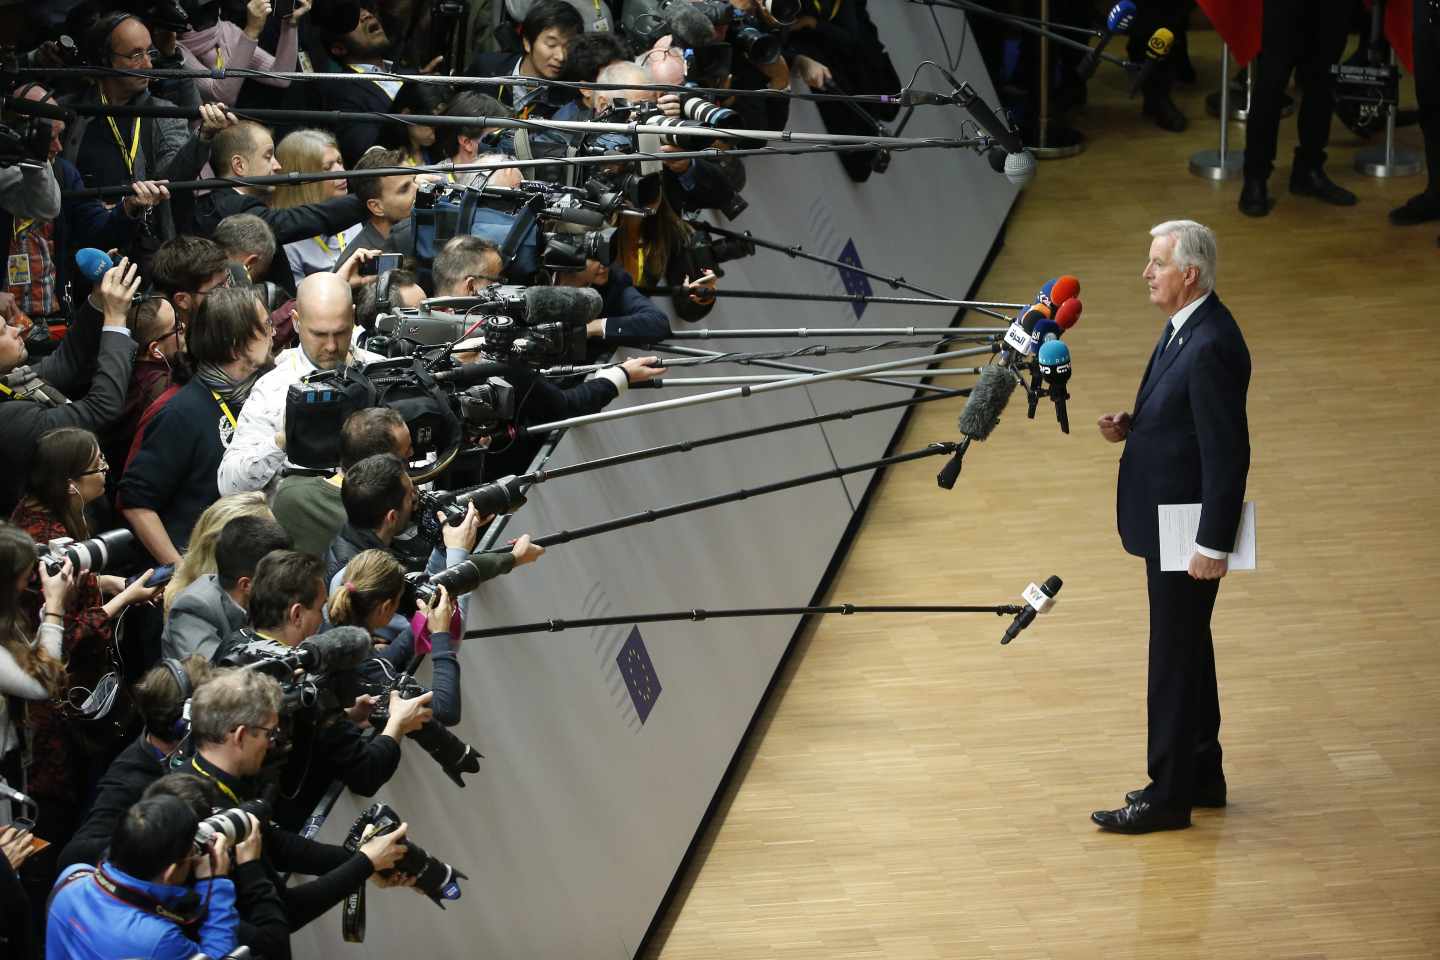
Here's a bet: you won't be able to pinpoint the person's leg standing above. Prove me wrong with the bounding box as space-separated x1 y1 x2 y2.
1188 567 1224 794
1241 1 1303 212
1288 1 1358 204
1391 0 1440 225
1143 557 1192 810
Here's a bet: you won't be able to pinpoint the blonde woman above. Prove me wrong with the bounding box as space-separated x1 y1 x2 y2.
272 128 362 288
163 492 271 614
327 549 460 726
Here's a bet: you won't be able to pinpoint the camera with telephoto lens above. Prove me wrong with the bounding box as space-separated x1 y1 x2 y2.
194 799 270 853
338 666 485 789
416 474 526 548
677 89 738 127
682 223 757 278
341 801 468 941
35 530 135 577
728 8 782 65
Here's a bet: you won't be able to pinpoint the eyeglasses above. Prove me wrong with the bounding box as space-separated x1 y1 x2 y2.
113 47 159 66
78 456 110 477
245 724 284 746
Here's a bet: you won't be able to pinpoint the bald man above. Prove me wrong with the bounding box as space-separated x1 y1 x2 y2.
218 272 381 496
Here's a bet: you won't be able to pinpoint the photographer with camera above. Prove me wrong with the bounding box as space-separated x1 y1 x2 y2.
120 285 276 566
176 0 311 107
47 793 242 960
59 655 217 871
219 271 382 498
213 550 433 827
189 664 413 925
333 148 418 273
2 81 168 328
163 514 290 660
0 258 140 517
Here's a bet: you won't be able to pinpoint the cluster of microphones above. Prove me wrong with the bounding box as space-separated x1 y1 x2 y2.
1074 0 1174 96
937 274 1081 491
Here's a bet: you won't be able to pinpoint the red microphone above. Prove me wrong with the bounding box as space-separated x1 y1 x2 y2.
1050 275 1081 306
1055 297 1082 331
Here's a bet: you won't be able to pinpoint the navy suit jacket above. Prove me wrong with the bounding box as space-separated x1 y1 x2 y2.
1116 292 1251 559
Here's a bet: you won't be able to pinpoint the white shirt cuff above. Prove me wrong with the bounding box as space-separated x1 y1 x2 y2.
598 367 629 393
1195 544 1228 561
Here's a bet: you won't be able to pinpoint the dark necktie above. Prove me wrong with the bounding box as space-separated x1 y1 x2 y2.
1161 319 1177 353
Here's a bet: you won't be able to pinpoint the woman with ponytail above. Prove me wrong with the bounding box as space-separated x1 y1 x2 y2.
327 549 461 726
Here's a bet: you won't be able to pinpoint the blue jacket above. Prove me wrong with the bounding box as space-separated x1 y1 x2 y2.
47 861 238 960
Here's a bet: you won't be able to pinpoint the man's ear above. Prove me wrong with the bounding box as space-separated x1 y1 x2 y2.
172 291 193 318
242 253 261 277
366 196 385 220
235 575 252 596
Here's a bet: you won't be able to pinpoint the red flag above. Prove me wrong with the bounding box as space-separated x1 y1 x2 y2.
1197 0 1264 66
1384 0 1414 74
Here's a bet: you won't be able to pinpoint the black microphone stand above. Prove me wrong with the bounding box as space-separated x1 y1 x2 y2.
637 288 1026 313
462 600 1027 641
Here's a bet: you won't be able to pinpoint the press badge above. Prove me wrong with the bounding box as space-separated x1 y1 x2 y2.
8 254 30 287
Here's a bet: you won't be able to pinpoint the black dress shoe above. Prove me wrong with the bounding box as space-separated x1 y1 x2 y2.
1125 779 1227 808
1091 800 1191 834
1239 178 1274 217
1289 167 1357 206
1390 191 1440 226
1142 93 1187 133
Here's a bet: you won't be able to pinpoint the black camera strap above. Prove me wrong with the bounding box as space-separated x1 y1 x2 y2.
49 865 209 940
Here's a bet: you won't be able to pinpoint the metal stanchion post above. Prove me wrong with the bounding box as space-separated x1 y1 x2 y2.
1207 57 1291 122
1028 0 1085 158
1190 43 1244 179
1355 48 1423 177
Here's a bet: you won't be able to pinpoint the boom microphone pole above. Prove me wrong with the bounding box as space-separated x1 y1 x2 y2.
659 324 1014 337
638 289 1028 312
461 599 1033 641
625 369 987 387
909 0 1134 68
653 343 991 396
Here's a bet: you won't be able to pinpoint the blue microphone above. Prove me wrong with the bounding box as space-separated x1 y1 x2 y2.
74 248 114 283
1037 339 1072 434
1076 0 1137 80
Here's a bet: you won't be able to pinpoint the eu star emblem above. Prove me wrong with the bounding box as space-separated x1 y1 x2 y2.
617 627 661 724
836 238 873 320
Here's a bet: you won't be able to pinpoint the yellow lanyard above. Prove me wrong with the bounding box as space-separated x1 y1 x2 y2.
210 389 238 431
313 232 347 257
347 62 391 95
98 90 140 176
215 44 225 69
13 219 33 238
191 757 242 805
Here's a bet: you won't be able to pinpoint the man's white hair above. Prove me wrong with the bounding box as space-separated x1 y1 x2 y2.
1150 219 1216 291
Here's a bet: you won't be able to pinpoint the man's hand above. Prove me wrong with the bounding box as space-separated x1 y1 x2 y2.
659 142 692 174
1097 411 1132 443
420 55 446 75
1 825 38 871
360 823 409 871
194 836 232 879
121 180 170 218
99 257 142 326
385 690 433 737
793 55 833 91
245 0 273 39
683 271 717 305
440 502 489 552
508 534 543 567
337 248 382 288
757 55 790 89
1188 552 1228 581
657 93 684 118
620 356 667 384
235 813 264 865
198 104 240 141
346 693 378 724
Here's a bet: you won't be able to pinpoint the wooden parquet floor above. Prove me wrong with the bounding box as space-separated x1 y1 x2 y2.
647 29 1440 960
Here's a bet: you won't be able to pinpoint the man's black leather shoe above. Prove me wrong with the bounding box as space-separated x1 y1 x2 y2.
1390 191 1440 226
1142 93 1187 133
1125 780 1226 808
1091 800 1191 834
1239 178 1274 217
1289 167 1357 206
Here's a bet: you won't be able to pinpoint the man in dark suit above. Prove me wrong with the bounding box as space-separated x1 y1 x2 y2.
1093 220 1251 834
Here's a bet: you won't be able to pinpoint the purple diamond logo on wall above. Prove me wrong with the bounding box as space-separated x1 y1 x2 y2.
617 627 661 724
836 239 873 320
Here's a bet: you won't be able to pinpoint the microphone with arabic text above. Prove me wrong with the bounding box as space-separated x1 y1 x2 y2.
1001 576 1062 644
936 364 1019 489
1076 0 1137 81
1129 28 1175 97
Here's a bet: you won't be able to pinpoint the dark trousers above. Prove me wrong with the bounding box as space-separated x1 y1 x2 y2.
1143 557 1223 808
1244 0 1353 180
1416 0 1440 191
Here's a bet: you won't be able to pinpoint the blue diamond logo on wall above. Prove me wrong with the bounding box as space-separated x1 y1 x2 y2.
836 239 873 320
617 627 661 724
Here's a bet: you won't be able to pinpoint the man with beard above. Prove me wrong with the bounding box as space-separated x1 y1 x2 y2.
313 2 442 166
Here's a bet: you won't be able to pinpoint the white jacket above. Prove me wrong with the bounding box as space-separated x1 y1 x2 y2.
217 343 380 498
